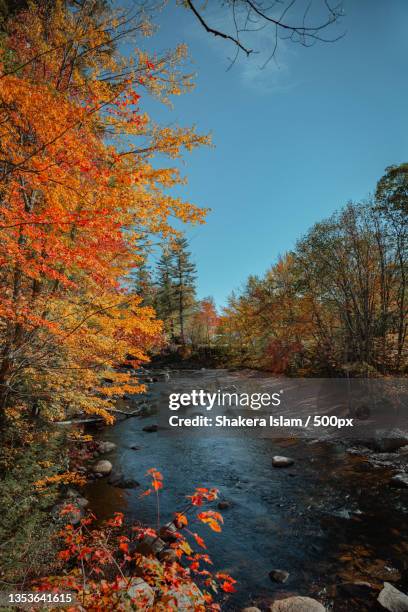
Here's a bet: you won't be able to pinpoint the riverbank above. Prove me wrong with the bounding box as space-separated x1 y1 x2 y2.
82 367 408 611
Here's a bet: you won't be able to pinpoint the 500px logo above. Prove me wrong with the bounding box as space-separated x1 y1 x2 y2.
168 390 282 411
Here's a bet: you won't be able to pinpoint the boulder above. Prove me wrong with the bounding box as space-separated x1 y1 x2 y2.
126 577 154 609
136 534 166 557
270 596 325 611
92 460 112 476
366 430 408 453
378 582 408 611
272 456 294 468
159 522 178 543
98 441 116 454
143 424 158 433
156 581 205 611
269 569 290 583
391 474 408 488
158 548 178 563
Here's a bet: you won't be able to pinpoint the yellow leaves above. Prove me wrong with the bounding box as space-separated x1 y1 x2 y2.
34 471 86 491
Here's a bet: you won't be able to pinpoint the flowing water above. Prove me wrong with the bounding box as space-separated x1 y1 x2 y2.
85 369 408 610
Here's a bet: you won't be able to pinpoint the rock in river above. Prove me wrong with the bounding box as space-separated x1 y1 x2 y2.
272 456 294 468
242 608 261 612
270 596 325 611
108 469 140 488
98 441 116 454
378 582 408 612
143 424 158 433
269 569 290 583
92 460 112 476
391 473 408 488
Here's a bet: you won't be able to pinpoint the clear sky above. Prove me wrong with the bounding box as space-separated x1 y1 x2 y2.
132 0 408 307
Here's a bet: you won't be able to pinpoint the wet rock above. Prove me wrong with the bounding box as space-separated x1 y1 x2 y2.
143 424 158 433
126 577 154 609
391 474 408 488
136 534 166 557
269 569 290 583
158 547 178 563
272 456 294 468
337 581 374 597
92 460 112 476
242 608 262 612
98 441 116 454
366 430 408 453
75 496 89 508
218 500 231 510
108 469 140 488
270 597 325 611
159 522 178 543
129 444 141 450
399 445 408 455
378 582 408 611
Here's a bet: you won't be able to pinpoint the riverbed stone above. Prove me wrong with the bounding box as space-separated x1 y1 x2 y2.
143 424 158 432
126 577 154 609
108 469 140 488
391 473 408 488
242 608 261 612
272 456 294 468
218 500 231 510
270 596 325 611
378 582 408 611
269 569 290 583
92 459 112 476
98 441 116 454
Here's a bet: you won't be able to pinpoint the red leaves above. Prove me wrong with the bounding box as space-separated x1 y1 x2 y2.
105 512 123 528
197 511 223 533
146 468 163 491
187 487 219 506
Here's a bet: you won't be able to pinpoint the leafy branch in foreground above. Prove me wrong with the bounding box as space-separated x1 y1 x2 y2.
36 470 236 610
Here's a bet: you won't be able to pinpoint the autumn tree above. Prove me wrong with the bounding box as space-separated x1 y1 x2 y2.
188 297 219 347
0 0 209 424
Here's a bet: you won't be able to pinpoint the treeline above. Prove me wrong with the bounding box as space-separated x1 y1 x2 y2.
134 236 219 353
217 165 407 376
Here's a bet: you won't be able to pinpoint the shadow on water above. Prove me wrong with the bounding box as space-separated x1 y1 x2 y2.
84 370 408 610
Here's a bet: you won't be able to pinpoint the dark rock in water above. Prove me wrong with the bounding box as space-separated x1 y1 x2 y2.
136 534 166 557
272 456 294 468
391 473 408 488
269 569 290 584
364 430 408 453
337 581 374 598
159 522 178 543
143 424 158 432
158 548 178 563
218 500 231 510
377 582 408 611
129 444 141 450
270 596 325 611
108 469 139 489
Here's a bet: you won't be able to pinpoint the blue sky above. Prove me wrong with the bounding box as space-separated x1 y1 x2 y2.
131 0 408 307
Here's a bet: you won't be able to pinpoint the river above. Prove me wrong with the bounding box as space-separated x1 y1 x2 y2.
85 369 408 611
